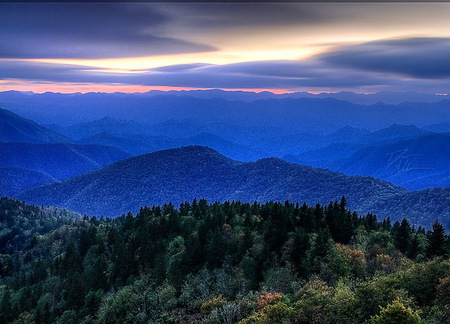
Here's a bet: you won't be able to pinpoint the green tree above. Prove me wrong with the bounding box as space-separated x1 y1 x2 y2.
328 280 358 324
355 274 403 321
427 221 447 257
97 286 145 324
294 278 334 323
402 258 450 306
303 228 332 276
240 302 293 324
393 219 411 254
166 236 186 290
369 298 421 324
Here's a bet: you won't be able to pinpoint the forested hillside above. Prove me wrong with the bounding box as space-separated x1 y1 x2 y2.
0 197 79 255
335 134 450 190
17 145 450 228
0 167 56 197
1 197 449 323
0 142 130 181
17 146 406 219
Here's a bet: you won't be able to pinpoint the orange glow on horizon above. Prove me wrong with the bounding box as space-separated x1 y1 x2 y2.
0 80 294 95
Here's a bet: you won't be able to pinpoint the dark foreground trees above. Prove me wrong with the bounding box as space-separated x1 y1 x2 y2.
0 197 449 323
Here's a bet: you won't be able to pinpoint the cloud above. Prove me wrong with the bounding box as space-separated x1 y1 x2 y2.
151 63 210 73
0 59 394 91
0 61 125 84
159 3 337 29
320 37 450 79
0 3 215 59
3 39 450 93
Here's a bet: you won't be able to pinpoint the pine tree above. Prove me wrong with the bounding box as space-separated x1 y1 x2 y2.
394 218 411 254
427 220 447 257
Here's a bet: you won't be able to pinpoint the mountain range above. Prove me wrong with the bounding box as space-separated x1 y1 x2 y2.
2 91 450 133
2 105 450 193
17 145 450 228
335 134 450 190
1 90 450 229
0 142 130 196
0 107 70 144
78 131 264 161
285 131 450 190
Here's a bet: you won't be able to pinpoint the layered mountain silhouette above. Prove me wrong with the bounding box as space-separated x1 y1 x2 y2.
18 145 450 227
0 142 130 180
0 108 70 143
3 91 450 133
78 131 264 161
335 134 450 190
360 124 429 145
78 132 181 156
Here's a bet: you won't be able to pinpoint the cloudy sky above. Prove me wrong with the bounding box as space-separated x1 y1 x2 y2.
2 2 450 94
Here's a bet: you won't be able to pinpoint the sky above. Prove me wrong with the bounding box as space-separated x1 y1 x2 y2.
2 2 450 94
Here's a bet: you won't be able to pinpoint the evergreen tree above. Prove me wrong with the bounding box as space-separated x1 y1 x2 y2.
427 221 447 257
394 218 412 254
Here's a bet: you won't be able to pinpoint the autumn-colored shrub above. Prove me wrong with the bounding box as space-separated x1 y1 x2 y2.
256 292 282 310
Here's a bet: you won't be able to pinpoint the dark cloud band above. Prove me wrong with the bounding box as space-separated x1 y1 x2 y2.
320 37 450 79
0 3 216 59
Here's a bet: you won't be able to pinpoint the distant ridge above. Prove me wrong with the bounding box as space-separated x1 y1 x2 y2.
335 133 450 190
0 142 130 190
0 108 71 143
2 91 450 131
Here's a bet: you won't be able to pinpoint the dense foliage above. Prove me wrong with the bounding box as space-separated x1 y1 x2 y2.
0 197 79 253
0 142 129 197
18 146 450 228
1 197 450 323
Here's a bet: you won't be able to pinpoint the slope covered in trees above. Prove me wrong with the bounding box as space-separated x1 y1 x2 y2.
0 167 56 197
1 198 449 323
335 134 450 190
18 146 405 219
0 197 79 256
0 142 130 197
17 146 450 228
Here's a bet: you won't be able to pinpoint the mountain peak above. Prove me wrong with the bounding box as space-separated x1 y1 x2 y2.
18 145 407 218
141 145 233 162
368 124 428 141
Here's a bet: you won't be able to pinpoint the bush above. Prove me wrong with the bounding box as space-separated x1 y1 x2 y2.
257 292 283 310
201 295 227 315
239 302 293 324
369 298 421 324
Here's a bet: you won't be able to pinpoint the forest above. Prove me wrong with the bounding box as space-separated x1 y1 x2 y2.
1 196 450 323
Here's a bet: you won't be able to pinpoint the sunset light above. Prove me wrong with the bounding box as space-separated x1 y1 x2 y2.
2 2 450 93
